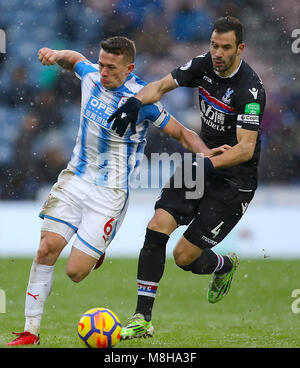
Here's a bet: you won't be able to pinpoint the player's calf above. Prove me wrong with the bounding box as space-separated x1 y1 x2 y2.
175 246 233 275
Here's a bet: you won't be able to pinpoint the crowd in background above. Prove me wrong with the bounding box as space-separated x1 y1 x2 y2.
0 0 299 200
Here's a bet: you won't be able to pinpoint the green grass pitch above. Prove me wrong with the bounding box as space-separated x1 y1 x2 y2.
1 256 300 348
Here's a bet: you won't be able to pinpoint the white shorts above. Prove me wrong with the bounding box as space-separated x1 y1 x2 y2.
40 169 129 259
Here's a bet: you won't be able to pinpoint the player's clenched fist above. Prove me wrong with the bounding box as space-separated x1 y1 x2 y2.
38 47 58 66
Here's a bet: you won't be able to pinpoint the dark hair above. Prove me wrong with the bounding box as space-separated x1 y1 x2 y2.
211 16 243 45
100 36 136 63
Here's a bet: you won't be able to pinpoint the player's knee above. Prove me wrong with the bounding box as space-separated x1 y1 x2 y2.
66 272 83 283
147 209 177 235
36 232 64 264
173 248 194 267
147 217 164 233
174 251 196 272
173 244 203 269
65 266 87 283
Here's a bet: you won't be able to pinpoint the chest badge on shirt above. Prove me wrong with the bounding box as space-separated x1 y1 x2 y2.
222 88 234 104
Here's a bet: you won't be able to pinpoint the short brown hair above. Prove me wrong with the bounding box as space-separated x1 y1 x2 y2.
211 16 243 46
100 36 136 63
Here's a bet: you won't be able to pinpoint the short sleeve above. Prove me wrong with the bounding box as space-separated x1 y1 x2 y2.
236 81 266 132
74 60 98 80
171 53 210 88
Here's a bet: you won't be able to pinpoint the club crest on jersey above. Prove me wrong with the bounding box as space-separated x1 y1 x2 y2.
222 88 234 104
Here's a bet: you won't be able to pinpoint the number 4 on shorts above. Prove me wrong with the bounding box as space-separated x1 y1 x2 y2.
211 221 224 239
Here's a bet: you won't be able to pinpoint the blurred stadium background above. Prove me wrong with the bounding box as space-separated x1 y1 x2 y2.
0 0 299 259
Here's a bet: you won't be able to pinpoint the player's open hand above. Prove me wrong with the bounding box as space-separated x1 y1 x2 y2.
206 144 231 157
108 97 142 137
38 47 58 66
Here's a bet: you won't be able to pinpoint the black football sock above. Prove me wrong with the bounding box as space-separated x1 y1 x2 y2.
214 255 233 274
135 228 169 322
177 248 233 275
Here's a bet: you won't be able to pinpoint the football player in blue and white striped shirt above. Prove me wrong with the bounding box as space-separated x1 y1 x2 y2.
7 36 229 345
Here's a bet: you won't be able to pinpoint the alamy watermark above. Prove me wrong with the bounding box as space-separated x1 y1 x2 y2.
0 289 5 313
291 29 300 54
291 289 300 314
0 28 5 54
107 151 205 199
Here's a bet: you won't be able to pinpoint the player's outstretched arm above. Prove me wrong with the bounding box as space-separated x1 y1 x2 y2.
135 73 178 105
109 74 177 137
162 116 231 156
38 47 86 70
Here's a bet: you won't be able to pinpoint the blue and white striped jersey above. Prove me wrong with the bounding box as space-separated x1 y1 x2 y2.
66 60 170 189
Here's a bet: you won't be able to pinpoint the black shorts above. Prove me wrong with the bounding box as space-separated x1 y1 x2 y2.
155 174 254 249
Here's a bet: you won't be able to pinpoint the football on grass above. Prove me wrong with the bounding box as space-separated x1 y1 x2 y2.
77 307 122 348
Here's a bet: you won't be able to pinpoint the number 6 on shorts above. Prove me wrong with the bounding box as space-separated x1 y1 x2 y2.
102 218 115 242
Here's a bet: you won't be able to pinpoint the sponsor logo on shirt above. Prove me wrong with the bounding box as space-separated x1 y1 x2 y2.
84 95 116 129
245 102 260 115
249 88 258 99
237 114 259 125
203 75 213 84
200 100 226 132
